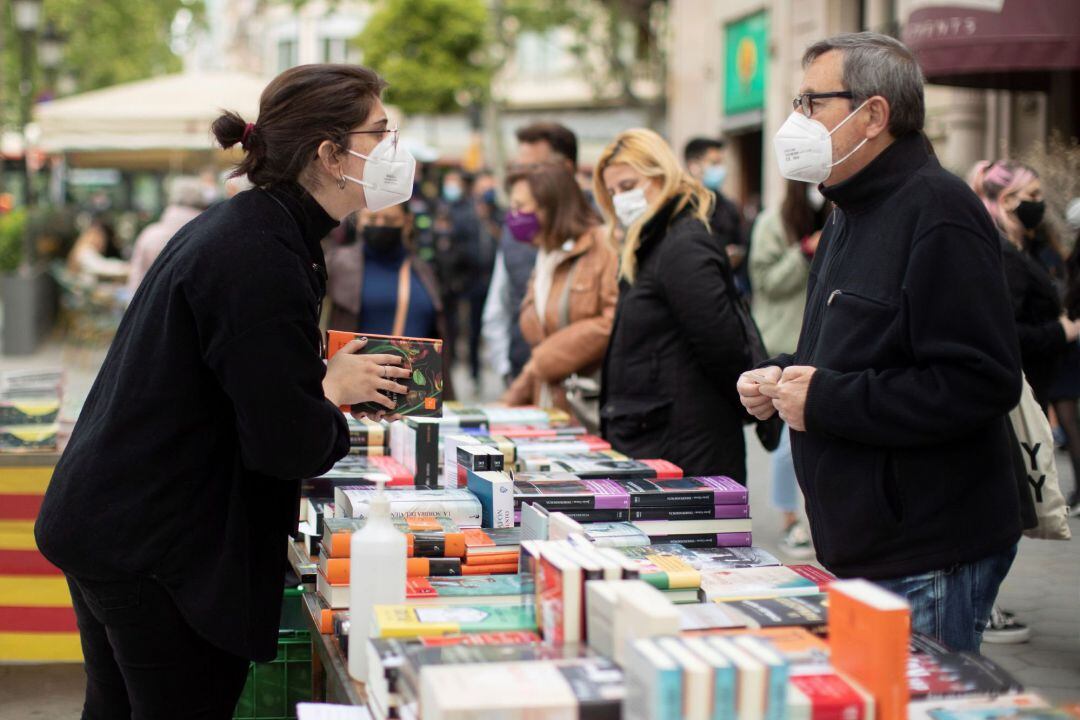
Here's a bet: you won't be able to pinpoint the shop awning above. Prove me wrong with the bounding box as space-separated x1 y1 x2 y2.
902 0 1080 91
34 72 266 159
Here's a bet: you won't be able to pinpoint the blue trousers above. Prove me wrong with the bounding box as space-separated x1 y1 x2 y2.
874 543 1018 652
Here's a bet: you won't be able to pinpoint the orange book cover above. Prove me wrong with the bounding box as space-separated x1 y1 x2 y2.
461 562 519 575
319 554 350 585
461 552 520 567
828 579 910 720
326 330 443 416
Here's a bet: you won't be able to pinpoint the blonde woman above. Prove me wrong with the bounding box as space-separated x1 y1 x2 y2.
594 128 750 481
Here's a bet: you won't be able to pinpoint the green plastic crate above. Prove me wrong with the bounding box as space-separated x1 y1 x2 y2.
233 629 312 720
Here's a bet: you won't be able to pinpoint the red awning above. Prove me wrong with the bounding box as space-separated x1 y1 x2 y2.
902 0 1080 90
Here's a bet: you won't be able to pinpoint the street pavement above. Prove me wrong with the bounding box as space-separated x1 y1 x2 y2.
0 342 1076 715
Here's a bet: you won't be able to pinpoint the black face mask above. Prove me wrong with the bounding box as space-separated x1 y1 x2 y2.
1015 200 1046 231
362 226 404 254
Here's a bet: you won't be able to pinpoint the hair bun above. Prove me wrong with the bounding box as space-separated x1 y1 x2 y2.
211 111 249 150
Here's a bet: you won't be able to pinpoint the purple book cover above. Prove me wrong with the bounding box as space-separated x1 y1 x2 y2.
629 504 751 521
618 476 748 507
647 532 753 549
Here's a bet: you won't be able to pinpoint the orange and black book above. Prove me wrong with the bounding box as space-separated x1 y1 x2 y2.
327 330 444 417
407 557 462 577
321 517 465 559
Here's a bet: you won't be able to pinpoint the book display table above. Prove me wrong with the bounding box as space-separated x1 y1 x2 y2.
290 540 366 707
0 452 81 662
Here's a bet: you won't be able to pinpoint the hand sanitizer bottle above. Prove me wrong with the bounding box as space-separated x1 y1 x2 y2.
348 479 406 681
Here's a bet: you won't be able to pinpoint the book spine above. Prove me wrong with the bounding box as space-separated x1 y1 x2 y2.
629 505 751 521
647 532 753 548
514 508 630 524
407 557 462 577
415 421 440 488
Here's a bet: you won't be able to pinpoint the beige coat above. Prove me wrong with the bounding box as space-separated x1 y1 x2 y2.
503 226 619 413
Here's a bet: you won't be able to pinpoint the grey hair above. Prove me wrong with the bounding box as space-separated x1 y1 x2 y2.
803 32 925 137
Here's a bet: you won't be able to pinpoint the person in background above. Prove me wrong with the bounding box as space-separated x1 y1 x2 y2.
596 128 750 481
968 160 1077 646
683 137 749 296
438 170 492 390
969 161 1079 411
482 122 580 386
324 202 452 379
1061 197 1080 511
748 179 829 560
127 177 206 293
501 163 617 416
67 215 129 282
739 32 1023 653
36 64 414 717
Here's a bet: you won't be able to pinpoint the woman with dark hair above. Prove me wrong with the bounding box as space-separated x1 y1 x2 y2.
500 162 618 415
35 65 415 718
748 179 830 559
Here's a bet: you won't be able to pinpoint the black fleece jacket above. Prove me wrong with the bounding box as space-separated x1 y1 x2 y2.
36 184 349 661
767 132 1024 579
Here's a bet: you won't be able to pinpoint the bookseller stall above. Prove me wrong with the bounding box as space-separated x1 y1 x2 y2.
279 391 1061 720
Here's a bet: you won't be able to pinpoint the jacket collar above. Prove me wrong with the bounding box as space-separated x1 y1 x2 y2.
262 182 339 264
820 131 930 215
636 195 684 259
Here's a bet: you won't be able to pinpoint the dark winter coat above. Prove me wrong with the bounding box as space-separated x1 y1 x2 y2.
36 183 349 662
601 197 750 481
769 131 1024 580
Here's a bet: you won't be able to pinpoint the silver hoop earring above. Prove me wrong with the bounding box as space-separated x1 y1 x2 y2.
337 175 347 190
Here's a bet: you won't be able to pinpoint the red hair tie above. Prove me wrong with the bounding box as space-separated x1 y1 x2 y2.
241 122 255 149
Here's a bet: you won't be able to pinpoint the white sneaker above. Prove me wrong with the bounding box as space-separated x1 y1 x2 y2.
779 521 816 560
983 605 1032 644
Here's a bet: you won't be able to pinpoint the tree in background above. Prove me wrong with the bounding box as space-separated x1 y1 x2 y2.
356 0 491 116
1 0 202 129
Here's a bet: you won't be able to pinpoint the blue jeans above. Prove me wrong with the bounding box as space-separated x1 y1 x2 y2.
874 543 1018 652
771 425 800 513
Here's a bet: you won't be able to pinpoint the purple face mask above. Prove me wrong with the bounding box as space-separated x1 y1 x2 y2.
507 210 541 244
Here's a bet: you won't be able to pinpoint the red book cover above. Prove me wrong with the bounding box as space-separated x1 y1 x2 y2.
642 459 683 479
406 577 438 599
789 564 837 589
368 455 414 487
790 672 872 720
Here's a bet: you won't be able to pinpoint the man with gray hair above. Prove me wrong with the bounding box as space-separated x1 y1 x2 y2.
127 176 207 293
737 32 1025 651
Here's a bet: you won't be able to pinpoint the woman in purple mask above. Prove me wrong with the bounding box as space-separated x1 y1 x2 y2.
501 162 618 419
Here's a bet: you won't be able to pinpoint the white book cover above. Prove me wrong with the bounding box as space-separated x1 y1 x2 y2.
700 566 819 602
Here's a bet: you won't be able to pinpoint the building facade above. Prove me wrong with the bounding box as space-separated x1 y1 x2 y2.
666 0 1072 213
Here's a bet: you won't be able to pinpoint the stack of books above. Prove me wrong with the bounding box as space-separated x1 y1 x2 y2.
510 475 752 548
345 415 391 456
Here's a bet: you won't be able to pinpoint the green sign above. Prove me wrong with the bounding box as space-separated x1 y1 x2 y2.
724 12 769 116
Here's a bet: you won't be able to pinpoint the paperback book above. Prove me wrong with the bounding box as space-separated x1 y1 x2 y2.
327 330 444 417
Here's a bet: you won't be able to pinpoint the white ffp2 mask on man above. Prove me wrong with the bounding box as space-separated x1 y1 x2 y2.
773 100 870 184
343 134 416 211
